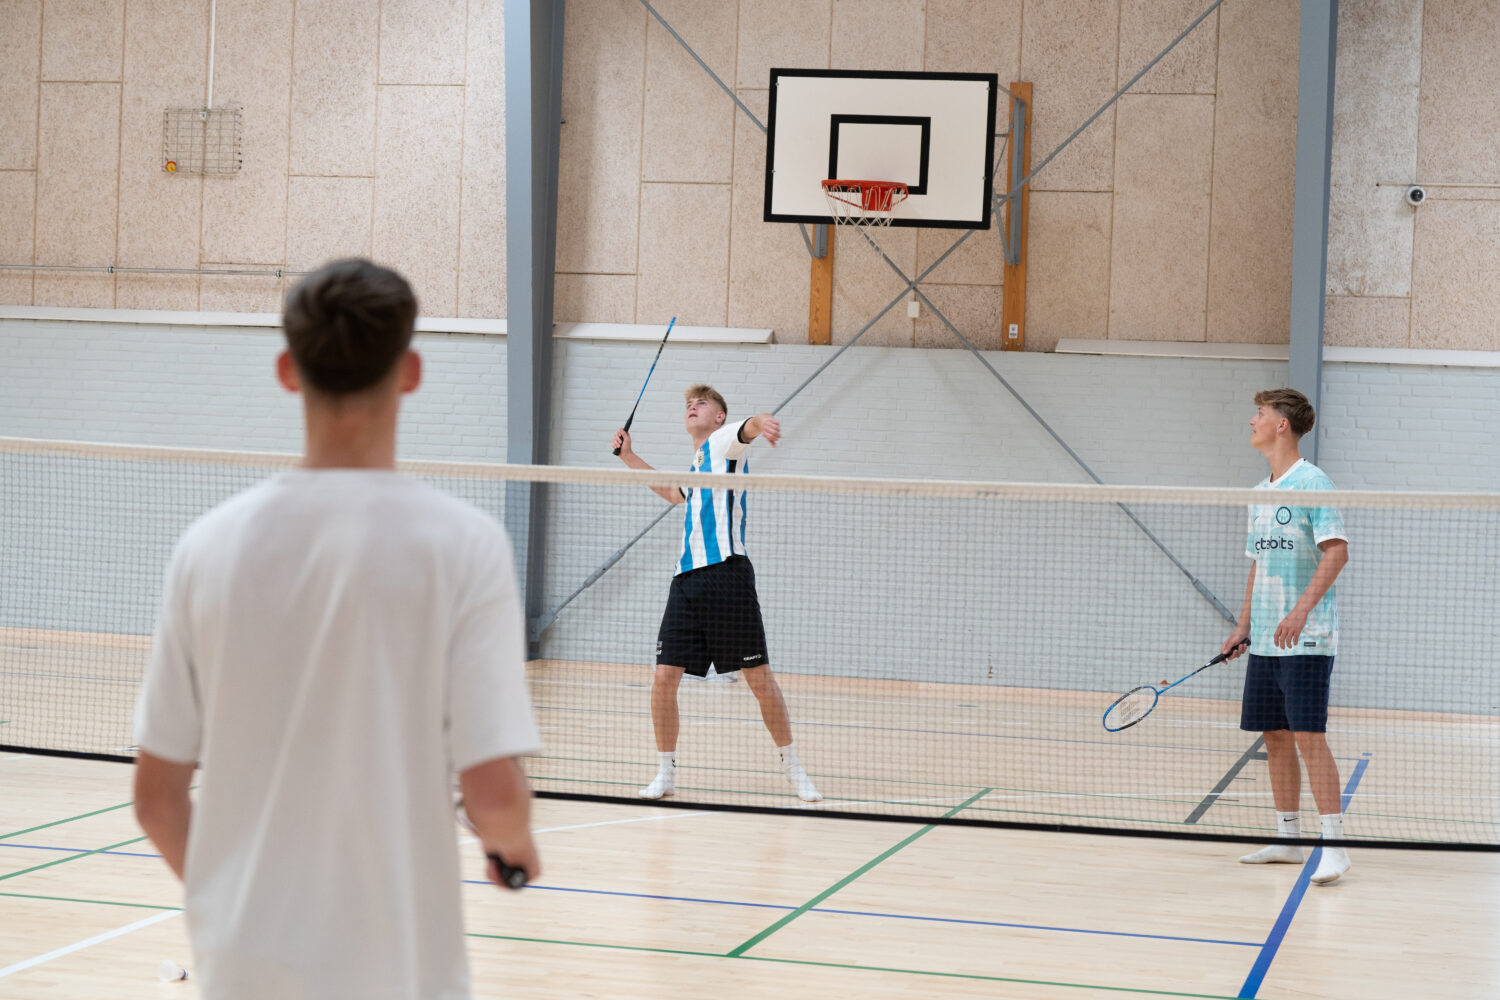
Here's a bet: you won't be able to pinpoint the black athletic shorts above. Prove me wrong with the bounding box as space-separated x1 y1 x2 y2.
656 555 769 677
1240 653 1334 733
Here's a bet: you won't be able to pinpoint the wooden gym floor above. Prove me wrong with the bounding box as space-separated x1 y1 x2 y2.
0 658 1496 998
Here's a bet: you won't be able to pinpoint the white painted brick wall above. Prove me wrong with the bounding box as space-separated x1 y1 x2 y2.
0 319 507 462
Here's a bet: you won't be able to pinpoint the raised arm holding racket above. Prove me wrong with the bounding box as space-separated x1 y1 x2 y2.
612 317 675 456
612 384 819 804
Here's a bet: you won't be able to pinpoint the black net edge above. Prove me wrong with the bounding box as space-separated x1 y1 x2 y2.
5 747 1491 852
528 791 1500 852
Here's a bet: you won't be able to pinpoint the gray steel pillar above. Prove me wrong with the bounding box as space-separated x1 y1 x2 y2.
505 0 564 657
1288 0 1338 463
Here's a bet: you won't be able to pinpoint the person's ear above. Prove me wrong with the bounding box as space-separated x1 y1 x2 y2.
276 351 300 393
398 350 422 394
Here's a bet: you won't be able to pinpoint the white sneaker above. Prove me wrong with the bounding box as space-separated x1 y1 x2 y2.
1311 847 1350 884
639 770 675 800
1239 843 1304 864
785 765 822 802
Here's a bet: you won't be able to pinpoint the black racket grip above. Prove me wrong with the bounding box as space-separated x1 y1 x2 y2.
1209 636 1251 665
612 416 634 457
486 852 529 890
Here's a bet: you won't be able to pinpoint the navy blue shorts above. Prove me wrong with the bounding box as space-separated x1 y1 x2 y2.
1240 653 1334 733
656 556 769 677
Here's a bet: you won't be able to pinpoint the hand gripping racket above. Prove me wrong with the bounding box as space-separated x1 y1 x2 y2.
1102 637 1249 732
612 316 676 456
456 794 530 889
486 852 529 890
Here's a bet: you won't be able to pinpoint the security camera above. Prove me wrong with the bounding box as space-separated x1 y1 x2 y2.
1405 185 1426 207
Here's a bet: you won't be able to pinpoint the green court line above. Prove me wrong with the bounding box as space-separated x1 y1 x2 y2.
725 787 992 958
0 890 176 911
467 931 1237 999
0 836 148 882
0 800 135 841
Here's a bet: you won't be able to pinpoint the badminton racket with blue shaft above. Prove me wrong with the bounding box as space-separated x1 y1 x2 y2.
612 316 676 456
1102 637 1249 732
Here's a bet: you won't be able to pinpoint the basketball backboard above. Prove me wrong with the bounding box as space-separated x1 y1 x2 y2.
764 69 998 230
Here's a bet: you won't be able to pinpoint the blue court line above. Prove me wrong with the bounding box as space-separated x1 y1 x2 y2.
533 704 1277 757
1237 753 1372 999
0 842 160 859
4 842 1251 948
461 879 1261 948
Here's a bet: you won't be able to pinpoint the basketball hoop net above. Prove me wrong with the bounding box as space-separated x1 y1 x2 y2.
821 179 910 237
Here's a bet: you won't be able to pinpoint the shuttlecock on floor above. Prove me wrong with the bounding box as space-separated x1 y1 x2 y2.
157 959 189 982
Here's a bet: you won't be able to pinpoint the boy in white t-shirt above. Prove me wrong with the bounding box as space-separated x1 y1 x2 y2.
613 385 821 803
132 259 541 999
1220 388 1351 885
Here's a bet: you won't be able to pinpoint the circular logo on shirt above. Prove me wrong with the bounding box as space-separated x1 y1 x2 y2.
1275 506 1292 525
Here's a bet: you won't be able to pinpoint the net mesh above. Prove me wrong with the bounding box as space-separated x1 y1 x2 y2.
822 179 909 232
3 437 1498 847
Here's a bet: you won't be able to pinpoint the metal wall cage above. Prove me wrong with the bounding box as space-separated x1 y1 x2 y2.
161 107 243 176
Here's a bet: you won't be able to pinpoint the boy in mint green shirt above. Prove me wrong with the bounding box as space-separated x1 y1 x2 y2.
1221 389 1351 885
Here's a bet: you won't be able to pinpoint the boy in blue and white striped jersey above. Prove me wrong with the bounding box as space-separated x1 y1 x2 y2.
614 384 821 802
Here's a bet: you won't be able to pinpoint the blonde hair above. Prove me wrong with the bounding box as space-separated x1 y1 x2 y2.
684 384 727 415
1254 388 1315 437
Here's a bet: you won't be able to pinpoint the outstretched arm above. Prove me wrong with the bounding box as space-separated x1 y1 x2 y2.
613 428 685 504
739 413 781 447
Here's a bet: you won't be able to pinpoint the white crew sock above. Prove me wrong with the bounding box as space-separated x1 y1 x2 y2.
1277 811 1301 838
776 743 801 771
658 751 677 774
1320 812 1343 839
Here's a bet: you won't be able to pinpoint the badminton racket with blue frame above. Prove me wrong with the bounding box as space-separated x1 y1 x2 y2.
1102 637 1249 732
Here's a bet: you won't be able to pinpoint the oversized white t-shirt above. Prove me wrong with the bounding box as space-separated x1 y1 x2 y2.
134 469 540 1000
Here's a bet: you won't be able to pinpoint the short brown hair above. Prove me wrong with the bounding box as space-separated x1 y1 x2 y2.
1254 388 1316 437
282 258 417 395
684 384 727 415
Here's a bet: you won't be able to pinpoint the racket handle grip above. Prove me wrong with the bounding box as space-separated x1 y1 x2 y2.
612 416 634 457
486 852 529 890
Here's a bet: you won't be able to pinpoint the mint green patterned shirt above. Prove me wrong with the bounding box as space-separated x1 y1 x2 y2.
1245 460 1347 657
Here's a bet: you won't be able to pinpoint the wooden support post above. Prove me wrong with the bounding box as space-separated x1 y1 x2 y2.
1001 82 1031 352
808 225 833 345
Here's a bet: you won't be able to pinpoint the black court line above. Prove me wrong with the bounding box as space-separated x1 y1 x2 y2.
1185 736 1266 825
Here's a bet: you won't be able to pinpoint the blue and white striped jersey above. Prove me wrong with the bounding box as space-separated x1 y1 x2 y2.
676 419 752 575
